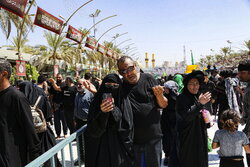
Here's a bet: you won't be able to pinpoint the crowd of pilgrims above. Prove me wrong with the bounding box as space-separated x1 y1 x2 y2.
2 57 250 167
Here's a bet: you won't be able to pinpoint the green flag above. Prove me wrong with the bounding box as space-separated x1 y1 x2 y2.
191 50 194 65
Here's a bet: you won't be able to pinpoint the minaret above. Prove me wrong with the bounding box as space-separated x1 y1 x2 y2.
183 45 186 66
152 53 155 68
145 52 149 68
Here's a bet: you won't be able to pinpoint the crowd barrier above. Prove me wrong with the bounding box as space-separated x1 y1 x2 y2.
25 125 87 167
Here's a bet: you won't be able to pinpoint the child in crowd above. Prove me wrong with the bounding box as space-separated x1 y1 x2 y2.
212 109 250 167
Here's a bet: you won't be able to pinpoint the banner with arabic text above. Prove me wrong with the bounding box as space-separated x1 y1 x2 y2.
66 25 84 43
34 7 64 34
85 37 97 50
16 60 26 76
106 49 113 57
0 0 28 18
97 44 106 54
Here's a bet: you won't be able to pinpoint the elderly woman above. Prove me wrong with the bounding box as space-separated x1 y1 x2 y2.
175 71 211 167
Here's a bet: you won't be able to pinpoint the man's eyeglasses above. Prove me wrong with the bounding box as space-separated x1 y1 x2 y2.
77 83 82 86
105 83 119 89
119 66 135 74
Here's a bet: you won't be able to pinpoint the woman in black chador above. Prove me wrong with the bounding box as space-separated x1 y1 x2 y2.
175 71 211 167
161 80 179 167
85 74 134 167
19 81 60 167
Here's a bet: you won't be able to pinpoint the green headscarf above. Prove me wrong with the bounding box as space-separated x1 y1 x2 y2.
173 74 184 93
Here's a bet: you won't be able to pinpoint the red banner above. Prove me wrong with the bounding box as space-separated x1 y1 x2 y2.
16 60 26 76
0 0 28 18
97 44 106 54
85 37 97 50
66 25 84 43
106 49 113 57
53 65 59 77
34 7 64 34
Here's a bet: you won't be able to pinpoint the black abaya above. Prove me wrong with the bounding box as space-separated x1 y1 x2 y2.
85 74 134 167
176 93 208 167
0 86 40 167
19 82 60 167
175 71 208 167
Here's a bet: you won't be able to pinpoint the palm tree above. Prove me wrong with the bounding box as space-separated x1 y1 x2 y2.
11 36 28 48
31 31 66 71
221 47 230 57
215 54 223 64
205 55 214 66
0 6 34 36
38 31 89 72
198 57 207 67
0 10 11 39
44 31 68 63
220 47 231 65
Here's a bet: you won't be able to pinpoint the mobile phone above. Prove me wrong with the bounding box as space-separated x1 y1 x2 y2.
102 93 113 103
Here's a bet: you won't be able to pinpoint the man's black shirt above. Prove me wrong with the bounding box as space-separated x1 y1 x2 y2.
61 85 77 109
123 73 162 144
49 82 66 104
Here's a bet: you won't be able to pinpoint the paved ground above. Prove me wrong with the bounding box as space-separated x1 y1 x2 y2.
54 116 247 167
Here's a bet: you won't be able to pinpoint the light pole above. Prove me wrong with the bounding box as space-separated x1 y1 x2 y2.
17 0 36 60
121 43 135 51
79 14 117 43
227 40 232 53
94 24 122 75
116 39 132 47
127 49 138 55
51 0 93 65
96 24 123 44
89 9 101 37
126 47 137 54
130 52 139 57
110 32 128 44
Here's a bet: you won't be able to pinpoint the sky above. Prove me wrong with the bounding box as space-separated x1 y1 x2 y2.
1 0 250 67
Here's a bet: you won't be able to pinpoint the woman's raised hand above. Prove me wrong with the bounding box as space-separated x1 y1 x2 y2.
198 92 211 105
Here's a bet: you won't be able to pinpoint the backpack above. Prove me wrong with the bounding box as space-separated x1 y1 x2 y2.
31 96 47 133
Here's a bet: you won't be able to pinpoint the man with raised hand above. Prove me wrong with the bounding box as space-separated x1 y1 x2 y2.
117 56 168 167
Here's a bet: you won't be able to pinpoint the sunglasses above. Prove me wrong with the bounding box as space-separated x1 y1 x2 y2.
105 83 119 89
119 65 135 74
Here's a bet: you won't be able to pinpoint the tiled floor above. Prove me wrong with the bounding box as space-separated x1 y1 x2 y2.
54 116 247 167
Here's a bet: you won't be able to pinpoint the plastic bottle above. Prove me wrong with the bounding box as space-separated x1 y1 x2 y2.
201 109 212 123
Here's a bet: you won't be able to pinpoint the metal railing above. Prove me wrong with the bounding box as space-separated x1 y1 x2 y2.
25 125 87 167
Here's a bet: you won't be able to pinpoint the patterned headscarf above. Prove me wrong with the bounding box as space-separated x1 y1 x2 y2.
164 80 179 100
